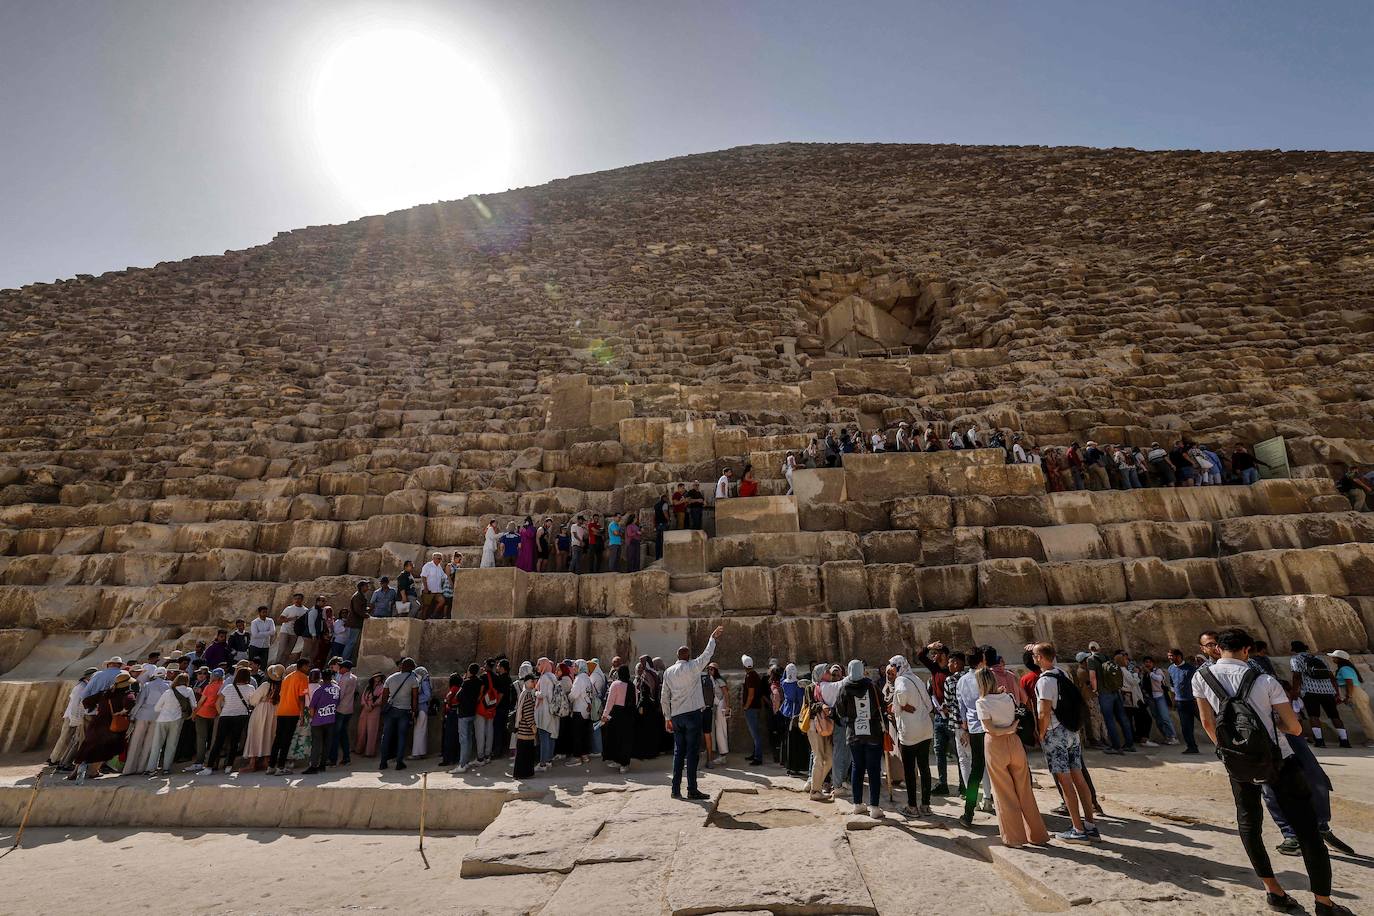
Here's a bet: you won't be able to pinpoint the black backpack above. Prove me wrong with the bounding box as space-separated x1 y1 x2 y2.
1198 667 1283 785
1298 653 1334 681
1045 669 1083 732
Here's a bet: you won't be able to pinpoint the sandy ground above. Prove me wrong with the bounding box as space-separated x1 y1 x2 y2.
1 746 1372 915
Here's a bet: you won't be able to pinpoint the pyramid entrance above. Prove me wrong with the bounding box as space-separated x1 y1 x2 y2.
801 268 954 357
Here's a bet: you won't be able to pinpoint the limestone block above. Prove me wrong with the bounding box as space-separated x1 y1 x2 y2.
1114 598 1266 660
516 488 584 516
426 492 469 517
617 416 667 461
687 614 837 666
1253 595 1369 654
1325 542 1374 594
14 528 62 555
977 558 1048 607
722 566 775 612
360 616 425 666
171 520 259 553
113 552 182 586
844 450 1001 502
452 567 528 619
864 563 921 614
1 555 54 585
717 385 803 415
860 530 919 564
578 570 670 618
986 495 1054 527
280 547 348 581
381 489 429 516
406 465 453 492
918 528 985 566
790 467 846 509
526 573 578 617
714 495 799 537
888 495 954 530
287 494 331 520
821 560 869 612
0 627 41 673
1042 560 1129 605
255 520 341 552
662 419 716 464
0 679 66 753
340 514 426 550
662 529 707 576
669 586 722 618
1035 603 1124 658
1124 557 1226 601
425 516 487 547
1033 524 1109 561
931 464 1046 498
916 564 977 611
174 548 257 584
466 490 519 517
905 611 976 656
837 607 910 663
102 523 175 553
984 526 1047 561
1100 520 1213 560
773 564 824 615
132 581 278 628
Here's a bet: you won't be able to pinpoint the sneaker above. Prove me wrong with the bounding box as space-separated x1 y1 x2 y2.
618 765 630 774
183 764 203 773
1275 837 1301 857
1102 748 1124 755
534 763 550 772
810 792 828 802
302 767 319 775
451 765 469 775
868 805 884 819
1084 824 1101 840
394 763 407 771
1321 829 1355 855
1122 745 1138 753
1057 828 1092 844
1314 740 1328 748
1140 740 1159 748
919 804 933 815
687 790 710 801
851 802 866 816
899 804 920 817
1314 902 1354 916
1338 739 1353 749
958 812 975 828
931 782 950 796
563 757 580 767
222 767 233 775
1265 892 1300 912
266 767 278 775
1051 803 1069 816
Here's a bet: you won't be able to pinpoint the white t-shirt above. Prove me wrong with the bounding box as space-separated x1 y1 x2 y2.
891 672 934 746
715 475 731 499
154 685 195 723
278 604 306 629
420 560 449 593
332 618 347 641
1036 667 1067 730
219 680 254 717
571 524 587 548
1191 658 1292 759
976 692 1017 730
384 671 417 710
1149 669 1166 698
249 617 276 648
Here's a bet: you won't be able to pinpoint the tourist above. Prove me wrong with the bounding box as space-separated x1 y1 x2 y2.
410 666 433 759
686 482 706 529
481 519 499 567
146 672 194 777
708 662 729 764
344 583 369 662
566 660 593 765
606 513 623 572
330 659 358 766
1118 650 1156 747
1085 641 1134 754
49 667 96 770
301 667 340 775
838 659 886 818
535 658 560 770
660 625 724 800
586 514 603 572
554 661 576 757
569 516 587 573
622 514 641 572
203 630 231 670
738 465 758 497
475 660 501 764
199 667 251 774
1082 441 1110 490
670 483 687 529
1032 643 1100 844
653 492 672 558
917 642 959 795
1290 640 1349 747
975 667 1050 847
379 657 420 771
123 665 166 775
537 520 553 572
890 655 935 817
1193 627 1349 915
601 664 634 772
1137 655 1178 745
783 452 798 493
512 673 539 779
419 552 450 619
272 595 305 664
1250 640 1278 677
268 659 308 773
227 619 250 664
286 668 318 765
442 553 460 617
493 659 515 760
1327 650 1373 746
715 467 734 503
803 664 834 801
439 672 463 768
740 655 766 765
1233 444 1261 484
189 667 223 769
71 669 133 783
241 664 281 773
355 673 385 757
326 608 347 661
369 576 397 618
247 606 274 667
779 664 809 777
767 664 786 764
956 648 993 824
555 523 570 572
517 517 538 572
1167 648 1201 753
500 523 521 568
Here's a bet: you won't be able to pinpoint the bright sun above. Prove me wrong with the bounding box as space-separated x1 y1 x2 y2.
310 27 514 215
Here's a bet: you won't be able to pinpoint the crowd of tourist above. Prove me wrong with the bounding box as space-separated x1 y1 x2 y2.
46 620 1366 913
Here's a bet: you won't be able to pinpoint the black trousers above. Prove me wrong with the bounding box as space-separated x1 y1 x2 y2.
206 715 248 770
1231 756 1330 897
900 739 932 807
269 716 296 769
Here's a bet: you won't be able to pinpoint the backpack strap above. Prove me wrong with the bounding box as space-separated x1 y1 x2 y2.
1197 665 1230 702
1234 666 1263 703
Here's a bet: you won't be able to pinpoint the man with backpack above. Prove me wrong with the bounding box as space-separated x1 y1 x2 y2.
1194 628 1349 915
1085 641 1135 754
1289 640 1350 748
1032 643 1100 844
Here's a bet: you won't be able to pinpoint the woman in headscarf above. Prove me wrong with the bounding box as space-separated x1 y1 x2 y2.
355 673 385 757
804 663 834 801
566 659 592 765
781 664 810 777
512 672 539 778
71 669 134 783
241 664 283 773
975 667 1050 847
480 519 499 568
768 665 786 764
838 660 887 817
890 655 935 817
709 662 729 763
600 664 635 773
516 516 538 573
632 655 663 759
411 666 432 758
554 661 575 758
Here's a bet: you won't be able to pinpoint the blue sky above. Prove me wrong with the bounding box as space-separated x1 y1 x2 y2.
1 0 1370 289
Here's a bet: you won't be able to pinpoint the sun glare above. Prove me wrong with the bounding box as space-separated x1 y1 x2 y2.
310 26 514 215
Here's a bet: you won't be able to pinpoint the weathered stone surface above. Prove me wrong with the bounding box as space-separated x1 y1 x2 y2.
662 529 707 577
714 495 799 537
721 566 774 613
452 567 530 619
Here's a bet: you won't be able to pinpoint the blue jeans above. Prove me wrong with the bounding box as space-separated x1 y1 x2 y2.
342 627 362 663
1098 691 1134 750
850 742 883 806
832 721 851 787
1119 467 1141 489
329 712 353 764
1241 467 1260 485
932 714 958 789
1177 698 1199 751
743 708 764 760
1149 695 1176 741
538 728 555 764
670 711 703 795
379 707 413 766
457 716 477 767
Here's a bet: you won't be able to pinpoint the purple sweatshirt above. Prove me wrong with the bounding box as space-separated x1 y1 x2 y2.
309 683 340 726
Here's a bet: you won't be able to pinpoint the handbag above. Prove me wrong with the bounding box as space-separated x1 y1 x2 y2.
798 699 812 733
814 703 834 737
108 699 130 734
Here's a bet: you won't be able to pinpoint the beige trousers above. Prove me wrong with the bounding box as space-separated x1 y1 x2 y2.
805 726 833 792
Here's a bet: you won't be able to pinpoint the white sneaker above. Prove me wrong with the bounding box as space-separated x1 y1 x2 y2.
183 764 202 773
450 765 469 775
1141 740 1159 748
618 764 630 774
222 767 233 775
868 805 884 819
851 802 866 815
534 763 550 772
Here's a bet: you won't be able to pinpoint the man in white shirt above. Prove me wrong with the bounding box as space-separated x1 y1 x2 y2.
1193 627 1344 915
123 666 169 775
330 659 360 767
955 647 992 824
870 430 887 452
714 469 733 501
1033 643 1099 844
1012 435 1028 464
894 422 910 452
660 624 725 799
248 605 276 667
49 667 97 769
569 517 587 575
888 655 934 816
272 593 307 665
419 552 449 620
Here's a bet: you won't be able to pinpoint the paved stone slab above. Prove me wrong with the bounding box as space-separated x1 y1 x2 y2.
461 793 627 877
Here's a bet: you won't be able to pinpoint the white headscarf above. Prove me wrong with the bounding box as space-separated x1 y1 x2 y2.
741 655 754 668
846 659 865 681
783 663 798 683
